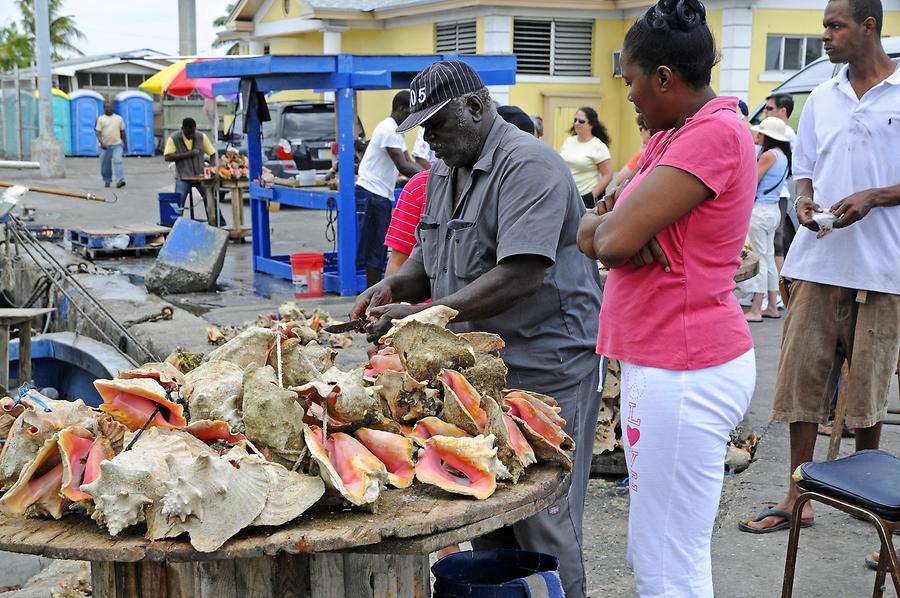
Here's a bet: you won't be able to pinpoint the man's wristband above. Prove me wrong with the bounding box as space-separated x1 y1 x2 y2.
793 195 811 212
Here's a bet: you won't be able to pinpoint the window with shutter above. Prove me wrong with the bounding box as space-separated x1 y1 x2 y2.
514 18 593 77
436 20 477 55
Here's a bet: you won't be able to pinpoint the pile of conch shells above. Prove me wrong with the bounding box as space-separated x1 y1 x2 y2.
0 305 573 553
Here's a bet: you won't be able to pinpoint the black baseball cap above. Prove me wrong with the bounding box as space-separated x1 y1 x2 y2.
396 60 485 133
497 105 535 135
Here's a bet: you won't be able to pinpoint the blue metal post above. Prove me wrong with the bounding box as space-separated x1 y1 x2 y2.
335 56 358 296
245 81 271 265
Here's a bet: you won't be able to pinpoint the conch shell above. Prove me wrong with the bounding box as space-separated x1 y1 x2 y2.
460 353 508 401
116 362 184 390
160 452 269 552
241 365 306 464
414 434 509 500
439 369 488 436
58 426 114 503
185 420 246 445
354 428 415 488
204 327 276 369
481 396 526 482
293 367 382 428
0 397 28 440
0 395 98 491
364 346 404 379
391 321 476 382
94 378 187 431
374 370 441 423
268 338 336 388
304 426 387 506
181 360 244 431
503 392 574 471
379 305 459 343
81 428 213 537
243 451 325 527
408 417 471 447
458 332 505 354
0 433 66 518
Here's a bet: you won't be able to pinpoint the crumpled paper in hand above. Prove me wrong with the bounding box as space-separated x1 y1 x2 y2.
812 211 837 239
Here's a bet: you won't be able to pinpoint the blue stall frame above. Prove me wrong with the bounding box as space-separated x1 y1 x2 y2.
187 54 516 297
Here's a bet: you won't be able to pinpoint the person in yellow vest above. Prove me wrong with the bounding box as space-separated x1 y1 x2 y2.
95 102 127 188
164 118 218 222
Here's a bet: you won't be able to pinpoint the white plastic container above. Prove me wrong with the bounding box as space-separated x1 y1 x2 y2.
295 170 316 186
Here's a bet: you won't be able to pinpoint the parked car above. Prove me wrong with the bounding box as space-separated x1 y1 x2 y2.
217 101 366 179
748 37 900 241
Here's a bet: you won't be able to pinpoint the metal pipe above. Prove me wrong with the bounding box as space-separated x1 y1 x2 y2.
178 0 198 56
0 161 40 169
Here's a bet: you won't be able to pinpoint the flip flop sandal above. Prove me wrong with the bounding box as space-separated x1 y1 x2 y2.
738 506 814 534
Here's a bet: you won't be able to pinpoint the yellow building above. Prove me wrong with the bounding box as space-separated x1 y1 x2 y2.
219 0 900 167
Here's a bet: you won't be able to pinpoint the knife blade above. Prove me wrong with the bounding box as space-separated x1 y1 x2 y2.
322 319 368 334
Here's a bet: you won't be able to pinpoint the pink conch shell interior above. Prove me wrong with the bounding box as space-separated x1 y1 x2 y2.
94 379 187 431
414 435 500 500
364 346 404 379
409 417 471 446
440 369 488 433
354 427 415 488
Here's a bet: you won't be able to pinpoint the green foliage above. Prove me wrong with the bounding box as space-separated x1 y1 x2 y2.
0 0 85 70
211 3 240 55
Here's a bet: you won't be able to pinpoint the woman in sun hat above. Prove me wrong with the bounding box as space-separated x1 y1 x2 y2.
744 116 792 322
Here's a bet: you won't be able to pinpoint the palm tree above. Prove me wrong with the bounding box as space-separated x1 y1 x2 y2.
0 0 85 69
212 3 241 56
16 0 86 61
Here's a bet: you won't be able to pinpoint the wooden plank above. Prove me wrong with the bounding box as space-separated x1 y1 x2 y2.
166 562 201 598
273 553 312 598
91 561 118 598
198 559 237 598
235 556 274 597
138 562 169 598
0 324 9 391
0 466 566 562
17 319 31 385
121 562 141 598
0 307 54 322
310 553 345 598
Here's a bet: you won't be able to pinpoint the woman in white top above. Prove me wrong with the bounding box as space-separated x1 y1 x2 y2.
560 107 612 209
745 116 792 322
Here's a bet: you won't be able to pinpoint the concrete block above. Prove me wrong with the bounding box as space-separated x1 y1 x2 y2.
145 218 228 295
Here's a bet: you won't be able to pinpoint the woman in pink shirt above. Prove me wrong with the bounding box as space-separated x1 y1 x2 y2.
578 1 757 595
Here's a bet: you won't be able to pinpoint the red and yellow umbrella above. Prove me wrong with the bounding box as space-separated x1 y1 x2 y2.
140 58 229 98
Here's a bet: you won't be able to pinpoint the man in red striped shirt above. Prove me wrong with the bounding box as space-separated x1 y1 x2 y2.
384 169 429 276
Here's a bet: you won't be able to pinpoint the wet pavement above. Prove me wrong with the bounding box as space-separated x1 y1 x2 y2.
1 158 899 596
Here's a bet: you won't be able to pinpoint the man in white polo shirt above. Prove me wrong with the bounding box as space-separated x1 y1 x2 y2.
356 91 424 288
740 0 900 535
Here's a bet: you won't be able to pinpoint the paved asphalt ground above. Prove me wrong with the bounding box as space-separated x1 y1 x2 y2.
0 157 898 596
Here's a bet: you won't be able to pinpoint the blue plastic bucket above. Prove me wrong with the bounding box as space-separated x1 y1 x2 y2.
432 549 563 598
158 192 182 227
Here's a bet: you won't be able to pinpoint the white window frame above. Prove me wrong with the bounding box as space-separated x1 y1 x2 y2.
766 35 823 72
513 18 593 78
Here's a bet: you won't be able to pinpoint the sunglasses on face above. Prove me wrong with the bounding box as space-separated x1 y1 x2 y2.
764 106 776 112
573 118 587 124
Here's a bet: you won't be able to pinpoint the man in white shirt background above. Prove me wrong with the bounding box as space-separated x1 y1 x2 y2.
740 0 900 536
95 102 127 188
411 128 435 169
356 91 423 287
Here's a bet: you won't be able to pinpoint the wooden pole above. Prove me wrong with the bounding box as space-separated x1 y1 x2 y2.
0 324 8 391
826 361 850 461
17 319 31 386
0 181 107 202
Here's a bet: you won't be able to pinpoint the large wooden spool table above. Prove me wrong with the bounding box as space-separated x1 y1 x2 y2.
0 465 568 597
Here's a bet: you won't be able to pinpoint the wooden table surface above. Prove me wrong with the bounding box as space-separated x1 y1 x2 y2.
0 465 568 563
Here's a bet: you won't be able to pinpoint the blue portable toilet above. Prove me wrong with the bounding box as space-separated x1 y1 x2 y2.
114 90 153 156
34 88 72 155
69 90 105 157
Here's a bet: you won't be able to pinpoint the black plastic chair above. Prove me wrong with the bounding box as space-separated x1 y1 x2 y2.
782 450 900 598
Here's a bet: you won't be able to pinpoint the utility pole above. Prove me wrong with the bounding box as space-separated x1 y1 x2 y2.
178 0 198 56
32 0 65 177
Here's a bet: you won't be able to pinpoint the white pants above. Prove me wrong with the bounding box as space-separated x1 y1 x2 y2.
747 202 781 294
622 349 756 598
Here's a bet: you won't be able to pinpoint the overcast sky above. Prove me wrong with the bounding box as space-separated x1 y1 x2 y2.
0 0 230 58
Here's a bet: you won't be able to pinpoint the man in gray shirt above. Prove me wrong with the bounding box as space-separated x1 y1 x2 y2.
352 61 602 598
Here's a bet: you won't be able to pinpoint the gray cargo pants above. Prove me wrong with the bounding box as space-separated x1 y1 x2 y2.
473 357 602 598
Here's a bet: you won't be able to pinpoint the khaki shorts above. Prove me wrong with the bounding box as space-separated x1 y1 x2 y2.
772 281 900 428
